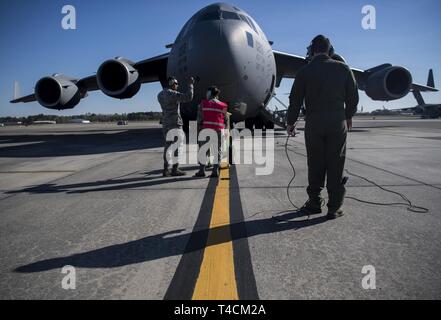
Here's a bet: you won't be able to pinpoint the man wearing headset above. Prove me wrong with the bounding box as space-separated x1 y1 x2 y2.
158 76 194 177
287 35 359 219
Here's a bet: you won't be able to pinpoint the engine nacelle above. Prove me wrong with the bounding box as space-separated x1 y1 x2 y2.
97 57 141 99
365 66 412 101
34 74 81 110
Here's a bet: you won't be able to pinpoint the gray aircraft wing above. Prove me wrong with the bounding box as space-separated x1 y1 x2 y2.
274 50 374 88
10 53 169 104
390 83 440 113
273 50 438 93
273 51 308 87
411 83 438 92
133 53 169 83
392 104 441 112
10 93 37 104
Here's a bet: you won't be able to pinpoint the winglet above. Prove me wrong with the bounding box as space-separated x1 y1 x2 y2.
10 81 37 104
13 81 20 100
427 69 435 88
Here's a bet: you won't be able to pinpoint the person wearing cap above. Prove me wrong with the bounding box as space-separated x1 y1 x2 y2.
157 76 194 177
287 35 359 219
194 86 228 178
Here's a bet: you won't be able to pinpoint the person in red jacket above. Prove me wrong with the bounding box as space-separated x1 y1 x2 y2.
194 86 228 178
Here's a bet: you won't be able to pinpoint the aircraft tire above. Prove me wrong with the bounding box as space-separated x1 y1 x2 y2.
245 118 254 130
265 121 275 130
254 116 264 130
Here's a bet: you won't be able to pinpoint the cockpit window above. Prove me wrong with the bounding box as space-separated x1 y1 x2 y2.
221 11 240 20
238 14 247 23
246 32 254 48
245 16 259 34
238 14 259 34
197 10 221 22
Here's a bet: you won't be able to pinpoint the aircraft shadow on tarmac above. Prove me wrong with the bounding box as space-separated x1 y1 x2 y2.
14 210 327 273
0 124 385 159
0 128 163 157
6 166 204 195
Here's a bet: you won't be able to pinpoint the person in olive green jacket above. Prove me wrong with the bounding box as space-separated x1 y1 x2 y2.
287 35 359 219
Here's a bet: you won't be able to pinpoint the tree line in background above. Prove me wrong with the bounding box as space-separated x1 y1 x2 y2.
0 112 162 124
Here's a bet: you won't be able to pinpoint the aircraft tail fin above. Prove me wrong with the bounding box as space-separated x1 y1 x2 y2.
427 69 435 88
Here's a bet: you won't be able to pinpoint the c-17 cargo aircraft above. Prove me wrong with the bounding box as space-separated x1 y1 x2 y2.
10 2 438 130
390 70 441 119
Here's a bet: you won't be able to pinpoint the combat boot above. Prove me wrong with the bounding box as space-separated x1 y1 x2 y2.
300 198 324 215
194 169 206 178
163 165 172 177
171 165 186 176
327 208 344 220
210 165 220 178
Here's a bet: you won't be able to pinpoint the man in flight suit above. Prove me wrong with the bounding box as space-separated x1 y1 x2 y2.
287 35 359 219
157 76 194 177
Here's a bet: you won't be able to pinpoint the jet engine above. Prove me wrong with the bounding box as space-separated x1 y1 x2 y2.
34 74 82 110
365 66 412 101
97 57 141 99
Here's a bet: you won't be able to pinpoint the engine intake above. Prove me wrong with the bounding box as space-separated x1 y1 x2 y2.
365 66 412 101
34 75 81 110
97 57 141 99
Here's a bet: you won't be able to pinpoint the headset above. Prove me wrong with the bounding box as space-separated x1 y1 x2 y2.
168 76 178 87
206 85 220 99
168 76 200 88
306 35 334 61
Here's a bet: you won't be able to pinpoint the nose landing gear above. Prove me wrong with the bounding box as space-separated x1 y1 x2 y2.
245 115 275 131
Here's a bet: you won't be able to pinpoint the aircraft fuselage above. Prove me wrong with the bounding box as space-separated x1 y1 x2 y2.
166 3 276 124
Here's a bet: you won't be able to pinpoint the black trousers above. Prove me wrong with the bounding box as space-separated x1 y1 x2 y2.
198 130 223 173
304 112 347 210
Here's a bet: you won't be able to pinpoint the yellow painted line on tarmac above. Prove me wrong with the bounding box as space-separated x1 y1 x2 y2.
192 164 239 300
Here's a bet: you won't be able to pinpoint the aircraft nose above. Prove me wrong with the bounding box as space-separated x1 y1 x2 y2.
187 22 239 89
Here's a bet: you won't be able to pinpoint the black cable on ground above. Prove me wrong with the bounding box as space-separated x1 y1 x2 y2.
271 135 306 222
284 135 300 211
344 169 429 213
269 133 429 222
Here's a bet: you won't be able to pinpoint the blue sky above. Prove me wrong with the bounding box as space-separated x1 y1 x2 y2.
1 0 440 116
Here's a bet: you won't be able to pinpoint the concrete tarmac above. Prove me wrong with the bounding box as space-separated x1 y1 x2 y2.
0 118 440 299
